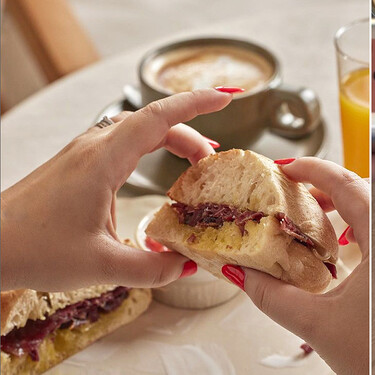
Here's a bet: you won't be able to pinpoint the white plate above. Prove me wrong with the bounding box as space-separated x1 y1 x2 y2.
46 195 360 375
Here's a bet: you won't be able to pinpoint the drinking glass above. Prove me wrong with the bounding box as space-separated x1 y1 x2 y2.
335 18 370 178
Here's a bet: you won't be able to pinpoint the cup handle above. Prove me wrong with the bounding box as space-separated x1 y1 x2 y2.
266 85 321 138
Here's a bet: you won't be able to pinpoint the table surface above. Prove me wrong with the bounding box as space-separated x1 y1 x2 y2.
1 1 366 374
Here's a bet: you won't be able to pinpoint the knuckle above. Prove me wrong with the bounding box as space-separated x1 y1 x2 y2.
150 266 170 288
186 91 200 117
111 110 132 123
252 283 272 314
189 90 200 101
339 170 369 207
340 169 361 187
144 101 165 119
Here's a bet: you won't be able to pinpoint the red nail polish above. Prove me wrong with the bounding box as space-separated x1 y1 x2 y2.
274 158 296 165
214 86 245 93
202 135 220 149
145 236 170 252
338 226 350 246
222 265 245 289
180 260 197 278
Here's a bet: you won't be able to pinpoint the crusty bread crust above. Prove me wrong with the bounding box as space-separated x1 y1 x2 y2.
1 288 152 375
146 150 338 293
168 149 338 263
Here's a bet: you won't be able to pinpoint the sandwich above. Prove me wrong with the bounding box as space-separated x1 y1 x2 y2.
1 240 152 375
146 149 338 293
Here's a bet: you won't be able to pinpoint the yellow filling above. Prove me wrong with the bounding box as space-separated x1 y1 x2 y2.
182 220 258 252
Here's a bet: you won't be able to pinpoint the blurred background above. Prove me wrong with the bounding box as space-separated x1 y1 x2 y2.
2 0 279 111
1 0 367 111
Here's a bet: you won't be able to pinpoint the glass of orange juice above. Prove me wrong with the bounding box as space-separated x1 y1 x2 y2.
335 19 369 178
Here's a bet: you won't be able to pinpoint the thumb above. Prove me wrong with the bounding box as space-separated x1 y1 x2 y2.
222 265 319 342
97 237 197 288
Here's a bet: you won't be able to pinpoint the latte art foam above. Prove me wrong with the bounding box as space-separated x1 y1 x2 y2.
143 45 274 94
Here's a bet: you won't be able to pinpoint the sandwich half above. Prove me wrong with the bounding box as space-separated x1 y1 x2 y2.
1 242 152 375
146 149 338 293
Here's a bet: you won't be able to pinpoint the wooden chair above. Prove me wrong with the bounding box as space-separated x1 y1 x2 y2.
1 0 100 112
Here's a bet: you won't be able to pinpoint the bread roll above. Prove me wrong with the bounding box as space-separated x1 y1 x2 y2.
1 288 151 375
147 149 338 293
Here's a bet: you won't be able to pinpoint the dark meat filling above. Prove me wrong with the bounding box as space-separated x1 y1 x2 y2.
275 212 337 279
324 262 337 279
1 286 129 361
171 202 264 235
275 212 314 248
172 203 337 278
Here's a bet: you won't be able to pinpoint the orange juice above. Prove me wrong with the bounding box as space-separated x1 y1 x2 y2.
339 68 369 177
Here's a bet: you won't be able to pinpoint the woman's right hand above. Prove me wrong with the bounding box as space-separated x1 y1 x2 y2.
1 89 232 292
223 158 369 375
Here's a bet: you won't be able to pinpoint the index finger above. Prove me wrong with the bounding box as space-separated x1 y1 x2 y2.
281 157 369 252
309 186 335 212
108 89 232 175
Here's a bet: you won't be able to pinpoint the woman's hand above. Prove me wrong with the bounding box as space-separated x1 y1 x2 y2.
222 158 369 374
1 89 232 292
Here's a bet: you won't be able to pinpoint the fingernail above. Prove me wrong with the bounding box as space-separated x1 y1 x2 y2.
180 260 197 278
338 226 350 246
222 265 245 290
214 86 245 93
274 158 296 165
202 135 220 149
145 236 170 252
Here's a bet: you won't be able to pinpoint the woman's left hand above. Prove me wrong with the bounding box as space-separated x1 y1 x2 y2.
1 89 232 292
225 158 369 375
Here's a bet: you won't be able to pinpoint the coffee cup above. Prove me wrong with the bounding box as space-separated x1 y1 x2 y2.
138 38 320 149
